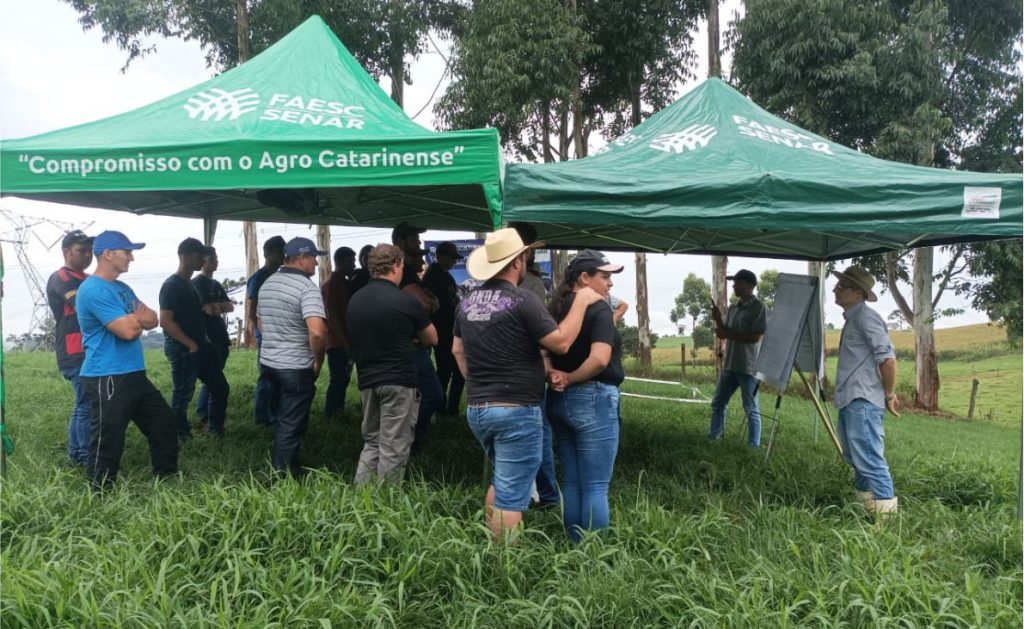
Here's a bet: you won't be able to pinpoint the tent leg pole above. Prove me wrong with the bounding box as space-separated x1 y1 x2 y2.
763 395 783 463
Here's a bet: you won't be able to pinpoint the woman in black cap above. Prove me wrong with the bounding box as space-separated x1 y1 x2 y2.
546 249 625 543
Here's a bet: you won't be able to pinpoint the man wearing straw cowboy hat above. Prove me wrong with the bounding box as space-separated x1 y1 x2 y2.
452 228 603 541
832 265 900 516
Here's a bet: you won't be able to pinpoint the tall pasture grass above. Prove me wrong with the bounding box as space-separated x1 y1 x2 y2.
2 351 1021 627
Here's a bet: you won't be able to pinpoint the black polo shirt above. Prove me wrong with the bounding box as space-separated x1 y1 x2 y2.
347 278 430 389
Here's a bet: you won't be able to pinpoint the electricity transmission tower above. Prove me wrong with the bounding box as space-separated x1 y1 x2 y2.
0 209 94 335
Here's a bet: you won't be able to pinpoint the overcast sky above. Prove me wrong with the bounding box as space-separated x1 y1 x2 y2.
0 0 987 338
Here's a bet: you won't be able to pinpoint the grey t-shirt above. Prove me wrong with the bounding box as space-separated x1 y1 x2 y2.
257 267 326 370
723 296 767 375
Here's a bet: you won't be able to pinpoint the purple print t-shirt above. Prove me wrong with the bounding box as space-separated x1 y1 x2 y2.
454 279 558 405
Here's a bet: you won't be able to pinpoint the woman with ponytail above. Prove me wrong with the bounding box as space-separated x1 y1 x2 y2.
546 250 625 543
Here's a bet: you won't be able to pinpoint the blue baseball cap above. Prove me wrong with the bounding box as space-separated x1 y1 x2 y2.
284 237 328 258
93 230 146 255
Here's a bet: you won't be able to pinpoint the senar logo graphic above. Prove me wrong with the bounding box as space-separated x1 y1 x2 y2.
184 88 260 122
648 125 717 154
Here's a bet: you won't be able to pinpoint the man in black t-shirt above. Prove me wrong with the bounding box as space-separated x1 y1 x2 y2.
392 222 443 451
422 241 465 416
191 247 234 424
348 244 437 485
159 238 231 438
453 228 602 541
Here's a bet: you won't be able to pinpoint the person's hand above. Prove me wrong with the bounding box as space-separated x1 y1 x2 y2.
710 302 723 325
313 358 323 380
187 340 199 354
202 304 218 315
548 369 570 392
885 393 901 418
576 287 603 306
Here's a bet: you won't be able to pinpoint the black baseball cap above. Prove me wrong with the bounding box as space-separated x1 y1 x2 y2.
436 241 464 259
178 237 213 256
391 222 426 242
61 230 94 249
726 269 758 285
568 249 624 276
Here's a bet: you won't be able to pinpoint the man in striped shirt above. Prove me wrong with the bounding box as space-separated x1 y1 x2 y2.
257 237 328 478
46 230 94 467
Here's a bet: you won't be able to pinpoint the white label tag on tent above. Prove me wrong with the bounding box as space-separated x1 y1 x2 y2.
961 187 1001 219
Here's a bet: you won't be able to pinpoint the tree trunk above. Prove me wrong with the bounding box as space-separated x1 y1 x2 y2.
237 0 259 348
712 255 727 372
317 225 332 285
706 0 721 79
707 0 725 371
808 260 825 379
389 55 404 108
635 253 652 375
913 247 939 410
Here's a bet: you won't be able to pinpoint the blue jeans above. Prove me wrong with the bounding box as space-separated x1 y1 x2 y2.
266 367 316 476
837 398 895 499
709 370 762 447
60 365 91 465
467 403 543 511
324 347 354 417
535 390 559 505
166 341 230 435
547 382 621 542
412 348 443 449
195 344 229 419
254 339 278 425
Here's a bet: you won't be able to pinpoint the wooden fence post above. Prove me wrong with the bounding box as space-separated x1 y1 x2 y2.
967 378 980 419
680 343 686 381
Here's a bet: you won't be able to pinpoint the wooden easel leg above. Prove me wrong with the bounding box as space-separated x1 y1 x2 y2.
763 395 783 463
795 369 843 457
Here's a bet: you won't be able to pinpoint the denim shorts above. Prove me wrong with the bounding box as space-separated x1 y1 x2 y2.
467 403 543 511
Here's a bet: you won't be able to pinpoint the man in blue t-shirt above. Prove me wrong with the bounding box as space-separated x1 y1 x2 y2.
76 231 178 490
246 235 286 425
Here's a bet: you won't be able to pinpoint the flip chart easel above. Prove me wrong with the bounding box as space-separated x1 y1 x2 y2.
754 273 842 461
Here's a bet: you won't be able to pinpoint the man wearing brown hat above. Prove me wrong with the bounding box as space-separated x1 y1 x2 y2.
832 265 900 515
452 227 603 541
46 230 95 466
709 269 767 448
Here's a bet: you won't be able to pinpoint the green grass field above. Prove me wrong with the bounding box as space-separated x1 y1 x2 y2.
2 350 1022 626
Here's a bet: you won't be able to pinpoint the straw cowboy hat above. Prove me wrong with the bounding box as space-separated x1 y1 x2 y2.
467 228 545 281
832 265 878 302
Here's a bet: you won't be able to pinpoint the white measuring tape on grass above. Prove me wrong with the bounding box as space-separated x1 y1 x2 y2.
620 376 711 404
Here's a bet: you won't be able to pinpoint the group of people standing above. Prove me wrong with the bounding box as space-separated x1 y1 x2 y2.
47 221 900 529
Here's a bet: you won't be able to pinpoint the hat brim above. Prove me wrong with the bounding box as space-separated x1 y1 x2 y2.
467 241 544 281
596 263 624 273
831 271 877 302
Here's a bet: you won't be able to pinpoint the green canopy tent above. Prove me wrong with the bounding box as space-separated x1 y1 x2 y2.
0 16 503 236
505 78 1021 260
